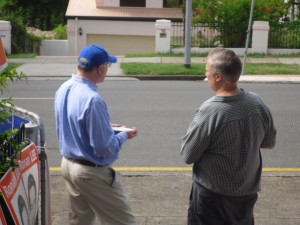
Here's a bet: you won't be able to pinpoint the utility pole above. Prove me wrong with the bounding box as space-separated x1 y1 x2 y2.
184 0 192 68
242 0 255 75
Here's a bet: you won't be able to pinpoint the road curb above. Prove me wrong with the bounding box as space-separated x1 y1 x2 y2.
131 75 206 81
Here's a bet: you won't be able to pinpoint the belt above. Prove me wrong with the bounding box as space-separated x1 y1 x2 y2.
65 157 104 167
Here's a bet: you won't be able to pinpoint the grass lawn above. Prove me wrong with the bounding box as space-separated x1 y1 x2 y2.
3 63 23 72
121 63 300 76
125 53 300 58
7 54 36 58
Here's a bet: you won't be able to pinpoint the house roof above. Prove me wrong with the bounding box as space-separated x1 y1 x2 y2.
66 0 183 22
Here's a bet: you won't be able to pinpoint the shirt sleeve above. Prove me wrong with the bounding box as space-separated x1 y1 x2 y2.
260 109 277 149
180 109 211 164
85 97 128 159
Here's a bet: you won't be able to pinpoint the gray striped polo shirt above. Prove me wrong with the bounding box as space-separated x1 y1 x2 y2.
181 89 277 196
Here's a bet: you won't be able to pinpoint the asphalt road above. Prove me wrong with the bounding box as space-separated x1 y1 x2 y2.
3 79 300 169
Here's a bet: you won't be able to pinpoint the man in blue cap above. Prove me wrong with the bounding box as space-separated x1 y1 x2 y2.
55 44 138 225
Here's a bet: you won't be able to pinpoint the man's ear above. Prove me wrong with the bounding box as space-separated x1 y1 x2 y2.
215 72 222 82
97 64 105 75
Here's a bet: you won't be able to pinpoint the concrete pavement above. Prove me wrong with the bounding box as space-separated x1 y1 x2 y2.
7 56 300 224
50 170 300 225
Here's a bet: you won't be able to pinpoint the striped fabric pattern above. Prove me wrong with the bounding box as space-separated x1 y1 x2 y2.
181 89 277 196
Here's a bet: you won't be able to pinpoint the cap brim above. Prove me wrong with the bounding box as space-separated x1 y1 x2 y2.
108 55 117 63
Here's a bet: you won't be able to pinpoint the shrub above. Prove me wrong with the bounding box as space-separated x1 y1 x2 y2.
192 0 290 47
0 67 27 178
52 24 67 40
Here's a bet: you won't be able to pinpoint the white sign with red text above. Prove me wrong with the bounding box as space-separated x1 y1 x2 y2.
0 37 7 72
0 143 39 225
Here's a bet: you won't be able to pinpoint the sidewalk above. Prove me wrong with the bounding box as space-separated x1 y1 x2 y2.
50 170 300 225
8 56 300 83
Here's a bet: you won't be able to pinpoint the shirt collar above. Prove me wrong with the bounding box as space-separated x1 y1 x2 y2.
72 74 98 91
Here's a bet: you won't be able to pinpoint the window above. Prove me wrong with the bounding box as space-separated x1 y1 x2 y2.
163 0 183 8
120 0 146 7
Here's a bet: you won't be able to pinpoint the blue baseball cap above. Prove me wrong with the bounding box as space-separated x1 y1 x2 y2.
78 44 117 68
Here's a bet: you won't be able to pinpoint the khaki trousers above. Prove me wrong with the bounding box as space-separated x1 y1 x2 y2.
61 157 136 225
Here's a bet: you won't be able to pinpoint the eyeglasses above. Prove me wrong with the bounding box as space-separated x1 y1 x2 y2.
105 62 112 67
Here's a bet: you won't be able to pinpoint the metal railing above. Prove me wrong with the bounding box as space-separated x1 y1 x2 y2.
171 22 248 48
268 21 300 49
1 103 51 225
172 21 300 49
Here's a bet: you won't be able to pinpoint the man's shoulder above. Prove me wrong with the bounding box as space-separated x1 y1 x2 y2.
196 97 219 117
199 96 218 110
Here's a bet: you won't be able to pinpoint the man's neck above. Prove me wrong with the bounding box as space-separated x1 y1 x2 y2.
76 71 98 84
216 84 241 96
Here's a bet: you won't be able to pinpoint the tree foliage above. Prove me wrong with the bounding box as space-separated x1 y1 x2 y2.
192 0 290 24
0 0 69 31
192 0 291 47
52 24 67 40
0 0 68 53
0 68 28 178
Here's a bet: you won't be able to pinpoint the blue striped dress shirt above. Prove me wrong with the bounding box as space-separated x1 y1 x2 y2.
54 75 127 166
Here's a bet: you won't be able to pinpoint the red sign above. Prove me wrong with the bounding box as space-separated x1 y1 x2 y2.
0 38 7 72
0 143 40 225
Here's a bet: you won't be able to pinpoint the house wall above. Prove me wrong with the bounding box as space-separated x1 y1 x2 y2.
146 0 163 8
87 34 154 55
67 19 156 55
96 0 119 7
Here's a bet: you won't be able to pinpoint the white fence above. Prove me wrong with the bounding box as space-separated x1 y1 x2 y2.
40 40 68 56
37 21 300 56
